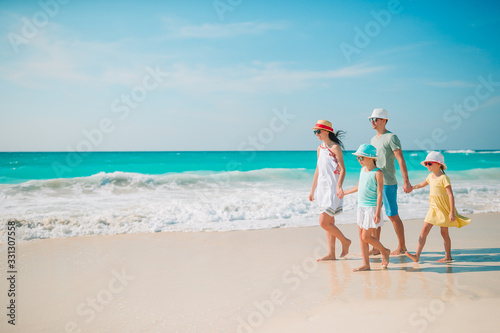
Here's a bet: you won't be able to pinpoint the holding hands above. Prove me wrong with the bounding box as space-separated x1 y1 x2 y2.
336 185 344 199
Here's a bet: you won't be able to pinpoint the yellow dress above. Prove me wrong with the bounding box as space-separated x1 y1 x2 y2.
425 173 471 228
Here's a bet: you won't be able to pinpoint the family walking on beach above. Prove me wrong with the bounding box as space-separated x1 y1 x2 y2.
309 108 471 272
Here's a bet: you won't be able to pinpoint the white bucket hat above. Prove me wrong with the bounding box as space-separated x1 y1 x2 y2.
368 108 389 120
421 151 447 170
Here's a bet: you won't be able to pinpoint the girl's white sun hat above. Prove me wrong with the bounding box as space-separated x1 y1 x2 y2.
421 151 447 170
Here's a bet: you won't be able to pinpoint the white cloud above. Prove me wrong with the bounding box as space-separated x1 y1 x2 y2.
479 95 500 109
0 27 172 89
0 18 387 95
159 62 390 94
426 80 476 88
164 20 288 39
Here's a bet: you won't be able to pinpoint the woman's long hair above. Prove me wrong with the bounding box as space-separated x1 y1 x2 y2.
328 130 346 150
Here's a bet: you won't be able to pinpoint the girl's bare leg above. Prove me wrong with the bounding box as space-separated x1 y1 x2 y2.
360 229 390 268
318 213 351 259
437 227 453 263
354 227 371 271
369 227 382 256
406 223 433 262
318 232 337 261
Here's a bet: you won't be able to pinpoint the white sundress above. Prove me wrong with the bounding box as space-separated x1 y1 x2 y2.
316 143 343 215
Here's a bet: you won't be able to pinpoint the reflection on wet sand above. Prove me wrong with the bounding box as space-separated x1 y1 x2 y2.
323 248 500 301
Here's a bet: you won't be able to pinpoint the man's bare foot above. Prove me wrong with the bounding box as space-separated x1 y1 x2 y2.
353 265 371 272
317 253 336 261
381 248 390 268
390 248 407 256
369 248 381 256
437 258 453 263
405 251 419 263
340 239 351 258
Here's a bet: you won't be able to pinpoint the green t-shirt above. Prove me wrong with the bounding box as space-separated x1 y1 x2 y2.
371 131 401 186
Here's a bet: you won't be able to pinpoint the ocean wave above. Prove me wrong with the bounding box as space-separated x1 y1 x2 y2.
447 167 500 180
445 149 476 154
444 150 500 154
1 169 499 241
2 169 314 195
477 150 500 154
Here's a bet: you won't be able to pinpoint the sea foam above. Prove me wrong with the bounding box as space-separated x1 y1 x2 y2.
1 168 499 241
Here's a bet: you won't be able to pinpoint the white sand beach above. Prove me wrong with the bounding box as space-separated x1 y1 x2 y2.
1 213 500 332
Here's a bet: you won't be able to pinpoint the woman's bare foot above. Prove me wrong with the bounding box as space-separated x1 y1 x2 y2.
353 265 371 272
340 239 352 258
317 253 336 261
391 248 407 256
437 257 453 263
381 248 390 268
405 251 419 263
369 248 381 256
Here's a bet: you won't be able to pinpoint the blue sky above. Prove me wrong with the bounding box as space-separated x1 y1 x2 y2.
1 0 499 151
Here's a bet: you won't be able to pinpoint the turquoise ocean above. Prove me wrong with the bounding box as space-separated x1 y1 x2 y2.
1 150 499 241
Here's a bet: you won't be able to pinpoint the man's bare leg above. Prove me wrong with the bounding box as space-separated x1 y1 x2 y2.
388 214 407 255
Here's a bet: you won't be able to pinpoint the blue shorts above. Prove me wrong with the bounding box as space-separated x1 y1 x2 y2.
383 185 399 217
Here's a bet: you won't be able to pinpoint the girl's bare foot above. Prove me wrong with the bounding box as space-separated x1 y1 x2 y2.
369 249 381 256
382 248 390 268
437 258 453 263
353 265 371 272
340 239 351 258
405 251 419 263
317 253 336 261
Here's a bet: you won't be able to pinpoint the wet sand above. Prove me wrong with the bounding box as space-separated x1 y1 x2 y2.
1 213 499 332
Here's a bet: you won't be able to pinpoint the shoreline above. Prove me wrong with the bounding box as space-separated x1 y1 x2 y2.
3 212 498 244
1 213 500 332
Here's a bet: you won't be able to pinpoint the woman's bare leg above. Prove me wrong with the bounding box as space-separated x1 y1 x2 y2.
318 232 337 261
318 213 351 259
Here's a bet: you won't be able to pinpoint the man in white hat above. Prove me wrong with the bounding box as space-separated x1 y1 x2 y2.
369 108 412 255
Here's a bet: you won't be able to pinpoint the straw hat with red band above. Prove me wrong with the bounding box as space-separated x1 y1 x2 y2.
312 120 334 133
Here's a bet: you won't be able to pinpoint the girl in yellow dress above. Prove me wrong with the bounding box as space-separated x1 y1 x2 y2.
406 151 471 263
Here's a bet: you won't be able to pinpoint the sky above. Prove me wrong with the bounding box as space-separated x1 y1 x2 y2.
1 0 499 151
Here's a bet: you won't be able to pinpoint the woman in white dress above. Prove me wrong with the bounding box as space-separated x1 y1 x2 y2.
309 120 351 260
